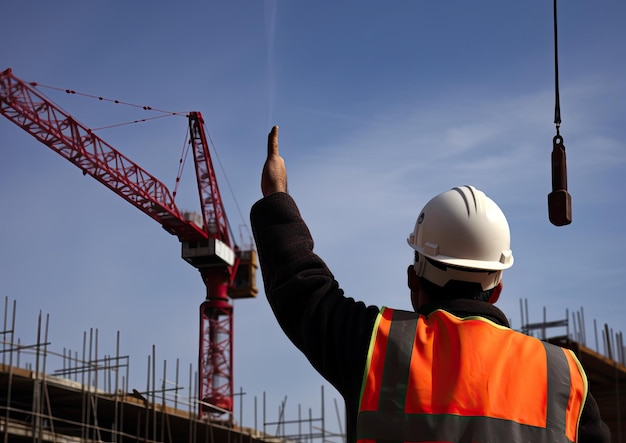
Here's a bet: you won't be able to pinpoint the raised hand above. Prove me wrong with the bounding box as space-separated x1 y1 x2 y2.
261 125 288 196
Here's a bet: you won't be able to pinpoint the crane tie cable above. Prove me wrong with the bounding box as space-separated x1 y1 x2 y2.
205 128 252 245
90 114 176 131
33 82 187 121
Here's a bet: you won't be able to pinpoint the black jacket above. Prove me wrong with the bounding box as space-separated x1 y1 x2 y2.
250 192 610 443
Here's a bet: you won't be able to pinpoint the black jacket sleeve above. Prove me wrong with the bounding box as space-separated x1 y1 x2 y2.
250 192 378 441
578 391 611 442
250 192 379 388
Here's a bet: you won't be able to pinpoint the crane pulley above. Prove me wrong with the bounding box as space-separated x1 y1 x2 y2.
0 67 257 415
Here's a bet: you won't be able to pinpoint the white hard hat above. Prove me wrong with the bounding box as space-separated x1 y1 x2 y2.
407 185 514 290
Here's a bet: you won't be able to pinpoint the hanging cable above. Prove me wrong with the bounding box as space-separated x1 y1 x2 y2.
553 0 561 135
548 0 572 226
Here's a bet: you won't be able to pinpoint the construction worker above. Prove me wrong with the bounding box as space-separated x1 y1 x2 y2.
250 126 610 442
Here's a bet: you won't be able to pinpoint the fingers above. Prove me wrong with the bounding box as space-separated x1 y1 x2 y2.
267 125 279 158
261 125 287 196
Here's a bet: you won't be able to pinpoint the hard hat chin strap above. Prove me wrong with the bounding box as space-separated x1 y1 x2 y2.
414 255 502 291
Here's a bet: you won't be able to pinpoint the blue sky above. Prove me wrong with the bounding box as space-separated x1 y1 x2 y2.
1 0 625 437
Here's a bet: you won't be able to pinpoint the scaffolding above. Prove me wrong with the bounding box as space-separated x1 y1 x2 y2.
260 387 345 443
0 296 345 443
519 298 625 365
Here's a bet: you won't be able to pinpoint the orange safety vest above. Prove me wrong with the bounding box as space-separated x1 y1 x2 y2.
357 308 587 443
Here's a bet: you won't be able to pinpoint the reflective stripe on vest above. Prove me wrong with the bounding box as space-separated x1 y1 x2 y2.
357 308 587 443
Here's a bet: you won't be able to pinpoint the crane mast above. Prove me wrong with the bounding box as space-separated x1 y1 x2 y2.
0 68 257 417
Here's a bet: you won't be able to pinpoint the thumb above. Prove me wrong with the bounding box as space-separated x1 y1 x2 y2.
267 125 279 158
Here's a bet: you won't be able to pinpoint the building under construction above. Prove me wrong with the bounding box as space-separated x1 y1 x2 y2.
0 296 341 443
1 296 624 443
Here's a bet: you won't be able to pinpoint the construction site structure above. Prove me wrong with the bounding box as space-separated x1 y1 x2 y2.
0 68 258 416
1 294 624 442
0 296 345 443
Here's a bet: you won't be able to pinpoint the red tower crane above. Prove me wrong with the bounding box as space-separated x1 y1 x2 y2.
0 68 257 416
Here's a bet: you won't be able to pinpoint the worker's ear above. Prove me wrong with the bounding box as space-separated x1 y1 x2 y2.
488 282 503 304
407 265 419 290
408 265 425 312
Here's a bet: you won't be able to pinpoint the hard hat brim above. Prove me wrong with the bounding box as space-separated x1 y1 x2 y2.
407 241 514 271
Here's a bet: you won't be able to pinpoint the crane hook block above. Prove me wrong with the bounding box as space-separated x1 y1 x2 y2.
548 134 572 226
